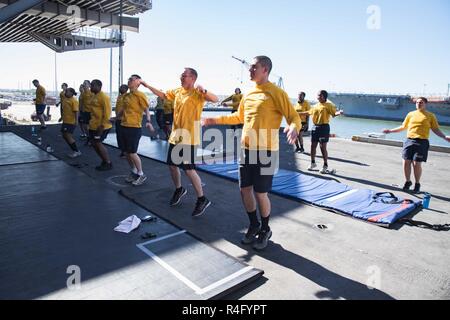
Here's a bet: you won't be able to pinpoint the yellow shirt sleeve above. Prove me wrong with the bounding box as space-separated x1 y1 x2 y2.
222 95 233 103
216 99 244 125
102 94 112 128
279 92 302 132
166 90 176 101
430 114 439 130
402 113 412 130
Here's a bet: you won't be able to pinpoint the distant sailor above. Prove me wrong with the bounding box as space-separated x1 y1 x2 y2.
79 80 94 142
140 68 219 217
56 83 68 123
60 88 81 158
300 90 343 174
32 79 47 130
294 92 311 153
221 88 243 130
383 97 450 193
89 79 113 171
114 84 129 158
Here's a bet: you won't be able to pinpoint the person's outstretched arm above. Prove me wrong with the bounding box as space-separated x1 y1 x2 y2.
432 128 450 143
139 80 166 100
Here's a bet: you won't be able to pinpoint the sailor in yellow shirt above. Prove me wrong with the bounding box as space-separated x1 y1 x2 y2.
60 88 81 158
56 83 68 122
114 84 129 158
117 75 154 186
299 90 343 174
203 56 301 251
294 92 311 153
79 80 94 140
140 67 219 217
32 79 47 129
89 79 113 171
221 88 243 130
383 97 450 193
163 98 174 140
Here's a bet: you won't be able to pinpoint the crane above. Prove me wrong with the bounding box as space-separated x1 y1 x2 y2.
231 55 285 89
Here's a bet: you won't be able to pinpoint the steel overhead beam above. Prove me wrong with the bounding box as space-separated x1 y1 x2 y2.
0 0 46 24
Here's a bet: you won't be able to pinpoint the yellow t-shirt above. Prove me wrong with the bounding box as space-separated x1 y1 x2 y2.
402 110 439 140
166 87 206 145
223 94 243 111
115 94 126 119
81 90 94 113
35 85 46 105
62 97 79 125
308 102 337 125
295 101 311 122
216 82 301 151
89 91 112 130
163 99 174 115
121 90 149 128
59 91 66 105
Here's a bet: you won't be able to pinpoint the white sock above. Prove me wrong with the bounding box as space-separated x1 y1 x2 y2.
131 167 138 174
137 170 144 176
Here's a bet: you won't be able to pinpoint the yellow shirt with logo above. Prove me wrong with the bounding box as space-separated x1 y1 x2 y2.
402 110 439 140
62 97 79 125
35 85 46 105
295 101 311 122
121 90 149 128
308 102 337 125
81 90 94 113
223 94 243 111
166 88 206 146
216 82 301 151
89 91 112 130
163 99 174 115
115 94 126 120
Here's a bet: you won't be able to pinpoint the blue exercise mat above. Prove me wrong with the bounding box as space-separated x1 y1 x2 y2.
198 163 421 228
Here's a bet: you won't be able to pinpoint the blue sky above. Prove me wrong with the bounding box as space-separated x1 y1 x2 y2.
1 0 449 98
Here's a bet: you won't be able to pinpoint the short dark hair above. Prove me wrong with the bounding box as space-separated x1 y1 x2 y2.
62 83 68 87
32 79 39 84
254 56 273 74
119 84 129 93
319 90 328 100
130 74 141 80
185 68 198 79
299 92 306 97
91 79 102 88
416 97 428 103
67 88 77 96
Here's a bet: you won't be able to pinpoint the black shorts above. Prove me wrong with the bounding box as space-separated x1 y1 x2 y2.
115 120 126 151
79 112 91 124
300 122 309 133
311 124 330 143
121 126 142 154
89 129 110 142
164 113 173 126
167 143 198 171
239 149 278 193
61 124 76 134
35 104 46 115
402 138 430 162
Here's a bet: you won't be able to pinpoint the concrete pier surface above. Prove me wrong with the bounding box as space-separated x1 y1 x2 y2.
1 124 449 300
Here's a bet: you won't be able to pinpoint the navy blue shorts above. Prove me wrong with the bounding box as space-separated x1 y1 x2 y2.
300 122 309 133
61 124 76 134
402 138 430 162
35 104 46 115
167 143 197 171
311 124 330 143
164 113 173 126
89 129 110 142
79 112 91 124
239 149 278 193
121 126 142 154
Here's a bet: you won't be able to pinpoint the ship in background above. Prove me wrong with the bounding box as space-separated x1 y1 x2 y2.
328 92 450 126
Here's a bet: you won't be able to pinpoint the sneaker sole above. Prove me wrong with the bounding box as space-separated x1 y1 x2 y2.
170 189 187 207
192 201 211 218
132 176 148 186
253 230 273 251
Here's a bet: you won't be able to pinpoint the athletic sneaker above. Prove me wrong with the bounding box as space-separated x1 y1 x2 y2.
320 166 335 174
253 228 273 251
241 224 261 245
413 183 421 194
68 151 82 158
125 172 139 183
132 174 147 186
295 147 302 153
308 163 317 171
95 162 112 171
170 187 187 206
402 181 413 191
192 197 211 217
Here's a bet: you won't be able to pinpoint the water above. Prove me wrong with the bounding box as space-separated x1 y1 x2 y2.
202 111 450 147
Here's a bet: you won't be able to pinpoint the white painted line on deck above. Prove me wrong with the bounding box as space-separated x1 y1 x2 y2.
136 230 254 295
323 189 359 203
